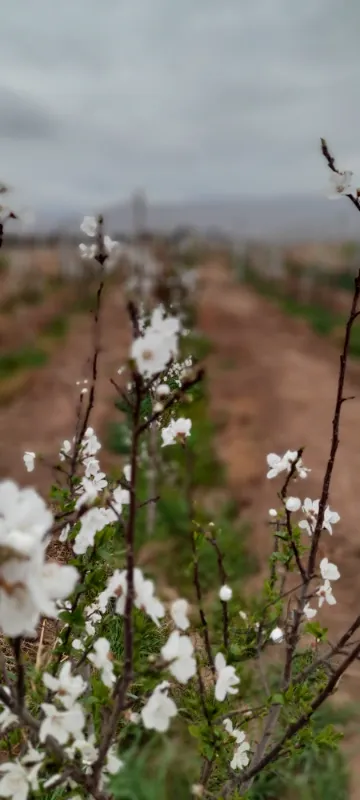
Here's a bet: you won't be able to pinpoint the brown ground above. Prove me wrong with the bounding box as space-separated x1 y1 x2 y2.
0 279 130 486
197 259 360 795
2 258 360 791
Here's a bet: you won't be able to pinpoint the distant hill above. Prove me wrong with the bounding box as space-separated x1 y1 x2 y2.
20 194 360 244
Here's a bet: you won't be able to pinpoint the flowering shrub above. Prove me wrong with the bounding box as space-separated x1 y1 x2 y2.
0 144 360 799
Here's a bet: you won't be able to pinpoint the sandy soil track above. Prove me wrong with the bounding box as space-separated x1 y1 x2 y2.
198 260 360 795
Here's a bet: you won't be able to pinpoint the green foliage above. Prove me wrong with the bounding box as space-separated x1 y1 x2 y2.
109 737 199 800
249 701 359 800
107 420 131 455
241 264 360 357
42 313 69 338
0 254 8 274
0 345 48 379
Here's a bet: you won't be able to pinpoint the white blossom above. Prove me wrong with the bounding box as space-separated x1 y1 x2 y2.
285 497 301 512
123 464 131 483
230 734 250 770
73 507 111 555
59 439 72 461
299 499 340 537
320 557 340 582
67 733 98 765
59 524 70 543
171 598 190 630
43 661 86 709
0 481 78 637
214 653 240 701
161 417 192 447
131 329 175 378
266 452 288 479
85 604 102 636
87 638 115 688
161 631 196 684
303 603 317 620
82 428 101 457
316 579 336 608
105 748 123 776
80 216 97 237
0 762 35 800
99 568 165 626
223 719 250 770
72 638 84 652
0 701 18 731
141 681 177 732
219 585 232 602
270 626 284 644
191 785 204 798
150 307 181 338
23 452 35 473
329 170 355 199
79 243 97 260
112 484 130 514
266 450 310 480
268 508 277 517
39 702 85 745
156 383 171 397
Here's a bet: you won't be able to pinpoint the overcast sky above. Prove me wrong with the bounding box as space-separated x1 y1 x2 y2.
1 0 360 219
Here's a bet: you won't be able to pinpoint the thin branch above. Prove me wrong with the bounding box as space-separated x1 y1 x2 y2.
91 372 142 783
136 368 204 435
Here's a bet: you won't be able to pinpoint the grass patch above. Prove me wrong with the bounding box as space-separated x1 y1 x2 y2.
239 263 360 357
42 314 69 339
1 286 44 313
250 701 359 800
0 346 48 380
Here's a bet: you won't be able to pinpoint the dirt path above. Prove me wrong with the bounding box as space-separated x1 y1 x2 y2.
2 258 360 790
197 260 360 794
0 280 130 488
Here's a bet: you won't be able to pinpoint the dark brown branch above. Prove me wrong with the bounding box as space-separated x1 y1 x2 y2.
206 531 229 653
91 374 142 782
307 269 360 579
229 640 360 794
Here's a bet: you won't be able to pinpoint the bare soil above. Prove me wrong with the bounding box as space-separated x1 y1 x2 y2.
197 259 360 795
0 279 130 486
2 258 360 792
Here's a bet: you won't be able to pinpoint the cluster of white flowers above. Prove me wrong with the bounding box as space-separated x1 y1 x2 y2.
0 654 122 798
328 170 355 200
215 653 240 701
58 427 130 554
0 746 44 800
171 597 190 629
141 680 177 732
161 630 196 683
161 417 192 447
266 450 310 480
223 718 250 771
79 215 122 271
267 455 341 622
131 306 181 378
315 557 340 609
162 353 193 389
0 480 78 636
98 566 165 626
88 638 116 688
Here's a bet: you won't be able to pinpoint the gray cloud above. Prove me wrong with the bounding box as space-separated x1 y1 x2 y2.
0 86 58 139
1 0 360 220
